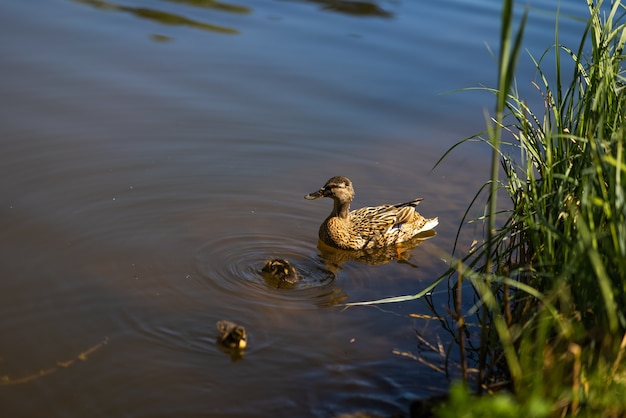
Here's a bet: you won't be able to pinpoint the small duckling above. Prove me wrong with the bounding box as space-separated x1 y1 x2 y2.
216 320 247 350
261 258 299 286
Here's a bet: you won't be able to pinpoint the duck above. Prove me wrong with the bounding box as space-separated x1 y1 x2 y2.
305 176 438 250
261 258 299 286
216 320 247 350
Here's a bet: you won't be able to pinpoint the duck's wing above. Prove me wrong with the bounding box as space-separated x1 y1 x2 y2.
352 198 423 228
351 205 396 228
216 320 236 339
392 199 423 224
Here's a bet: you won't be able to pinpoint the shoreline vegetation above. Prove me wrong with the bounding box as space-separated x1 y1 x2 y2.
335 1 623 415
435 0 626 416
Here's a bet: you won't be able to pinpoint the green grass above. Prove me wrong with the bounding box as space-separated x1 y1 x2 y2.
436 0 626 416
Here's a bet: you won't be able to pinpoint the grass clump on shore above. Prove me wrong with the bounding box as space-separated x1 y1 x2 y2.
438 0 626 416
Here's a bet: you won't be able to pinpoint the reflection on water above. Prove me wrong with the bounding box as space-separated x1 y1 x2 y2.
166 0 251 14
72 0 390 39
304 0 392 18
216 340 246 362
72 0 244 34
150 33 174 42
0 338 109 386
318 230 437 271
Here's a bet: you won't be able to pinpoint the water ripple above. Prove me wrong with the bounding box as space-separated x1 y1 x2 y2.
195 233 349 308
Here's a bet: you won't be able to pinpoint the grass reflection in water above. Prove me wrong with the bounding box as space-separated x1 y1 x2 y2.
72 0 244 34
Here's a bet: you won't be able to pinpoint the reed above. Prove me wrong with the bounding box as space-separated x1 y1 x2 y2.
438 0 626 415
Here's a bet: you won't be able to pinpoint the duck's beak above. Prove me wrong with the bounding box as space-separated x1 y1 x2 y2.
238 338 247 349
304 189 324 200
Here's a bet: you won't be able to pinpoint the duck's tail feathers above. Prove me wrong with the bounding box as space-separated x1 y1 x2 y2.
420 217 439 233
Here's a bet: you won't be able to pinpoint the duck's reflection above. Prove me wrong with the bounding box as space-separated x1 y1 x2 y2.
306 231 436 306
254 234 435 307
317 230 436 273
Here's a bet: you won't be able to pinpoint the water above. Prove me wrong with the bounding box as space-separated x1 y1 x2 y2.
0 0 592 416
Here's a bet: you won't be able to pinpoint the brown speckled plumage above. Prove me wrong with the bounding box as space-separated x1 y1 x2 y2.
261 258 299 285
305 176 438 250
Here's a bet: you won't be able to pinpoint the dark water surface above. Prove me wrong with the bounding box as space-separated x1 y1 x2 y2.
1 0 591 416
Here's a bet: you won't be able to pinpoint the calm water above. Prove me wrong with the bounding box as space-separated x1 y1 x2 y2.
0 0 590 416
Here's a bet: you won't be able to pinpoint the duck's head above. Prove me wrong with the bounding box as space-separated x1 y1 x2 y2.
304 176 354 203
229 326 247 349
262 258 299 285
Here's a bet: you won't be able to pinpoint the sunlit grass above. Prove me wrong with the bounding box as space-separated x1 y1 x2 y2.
437 0 626 416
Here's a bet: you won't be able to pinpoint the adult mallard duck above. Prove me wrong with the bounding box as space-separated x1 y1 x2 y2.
261 258 299 286
216 320 247 350
305 176 438 250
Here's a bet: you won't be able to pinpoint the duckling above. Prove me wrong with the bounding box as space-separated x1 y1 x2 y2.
305 176 438 250
216 320 247 350
261 258 299 286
